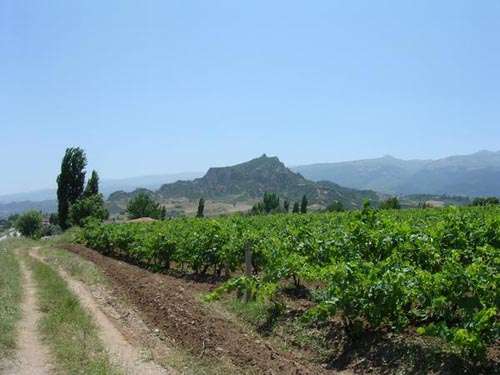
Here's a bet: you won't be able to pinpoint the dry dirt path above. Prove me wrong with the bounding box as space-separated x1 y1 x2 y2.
5 254 54 375
30 248 174 375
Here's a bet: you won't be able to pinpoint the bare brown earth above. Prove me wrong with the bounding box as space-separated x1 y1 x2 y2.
30 248 173 375
5 254 54 375
127 217 158 223
57 244 500 375
59 243 341 375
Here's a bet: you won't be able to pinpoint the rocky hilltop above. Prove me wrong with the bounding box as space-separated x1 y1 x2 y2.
108 154 382 212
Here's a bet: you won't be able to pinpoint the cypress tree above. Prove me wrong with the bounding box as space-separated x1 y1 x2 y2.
84 170 100 197
300 194 308 214
57 147 87 230
284 200 290 213
197 198 205 218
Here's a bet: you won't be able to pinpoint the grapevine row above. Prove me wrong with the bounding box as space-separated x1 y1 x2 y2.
76 205 500 359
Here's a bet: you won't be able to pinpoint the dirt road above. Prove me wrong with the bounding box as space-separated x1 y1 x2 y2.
5 248 173 375
30 247 174 375
5 256 54 375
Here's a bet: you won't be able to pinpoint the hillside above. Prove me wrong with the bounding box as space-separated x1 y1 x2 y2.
293 150 500 197
107 154 382 214
0 200 57 218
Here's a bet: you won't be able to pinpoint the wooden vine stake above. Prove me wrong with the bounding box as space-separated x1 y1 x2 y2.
243 241 252 302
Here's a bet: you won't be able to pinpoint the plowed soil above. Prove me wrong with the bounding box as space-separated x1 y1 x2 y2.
59 244 332 375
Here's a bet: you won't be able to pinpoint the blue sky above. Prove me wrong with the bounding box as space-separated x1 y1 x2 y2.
1 1 499 194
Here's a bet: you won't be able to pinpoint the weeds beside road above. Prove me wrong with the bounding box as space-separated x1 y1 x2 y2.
28 255 121 375
0 243 22 368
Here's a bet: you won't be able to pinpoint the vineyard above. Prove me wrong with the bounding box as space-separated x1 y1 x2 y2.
76 204 500 361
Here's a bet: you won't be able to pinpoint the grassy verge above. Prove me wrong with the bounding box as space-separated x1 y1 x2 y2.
43 246 240 374
39 244 239 375
0 243 22 365
28 256 121 375
40 246 107 286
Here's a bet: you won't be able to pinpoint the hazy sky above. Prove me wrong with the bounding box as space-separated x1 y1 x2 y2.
1 1 499 194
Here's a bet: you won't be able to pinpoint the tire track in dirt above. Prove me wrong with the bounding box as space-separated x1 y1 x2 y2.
30 247 174 375
6 253 54 375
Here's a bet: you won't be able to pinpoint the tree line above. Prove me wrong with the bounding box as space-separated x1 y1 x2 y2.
14 147 109 238
250 192 308 215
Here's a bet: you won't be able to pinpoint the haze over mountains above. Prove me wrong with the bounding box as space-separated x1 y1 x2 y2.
0 172 203 203
1 150 499 218
293 150 500 197
0 172 202 218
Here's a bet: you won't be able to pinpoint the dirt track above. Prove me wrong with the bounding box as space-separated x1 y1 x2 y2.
31 248 173 375
6 255 53 375
60 243 328 375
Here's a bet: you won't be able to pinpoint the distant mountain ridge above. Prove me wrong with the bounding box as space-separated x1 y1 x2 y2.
292 150 500 197
0 172 203 218
108 154 382 211
0 200 57 218
4 150 499 218
0 172 203 204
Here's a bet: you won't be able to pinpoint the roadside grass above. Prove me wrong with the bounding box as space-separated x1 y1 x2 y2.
0 243 22 365
27 256 121 375
37 244 241 375
160 349 241 375
222 297 274 328
6 234 241 375
48 227 80 245
40 246 107 286
36 229 107 286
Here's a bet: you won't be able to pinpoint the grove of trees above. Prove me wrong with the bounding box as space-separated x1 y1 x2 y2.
251 193 311 215
472 196 499 206
379 196 401 210
56 147 108 229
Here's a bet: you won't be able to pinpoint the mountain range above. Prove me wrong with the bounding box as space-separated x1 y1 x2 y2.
107 154 381 213
292 150 500 197
2 150 500 218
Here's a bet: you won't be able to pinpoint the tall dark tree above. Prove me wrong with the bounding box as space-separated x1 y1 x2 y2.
250 202 264 215
159 206 167 220
263 192 280 213
379 197 401 210
283 199 290 213
300 194 308 214
84 170 100 197
197 198 205 218
292 202 300 213
57 147 87 229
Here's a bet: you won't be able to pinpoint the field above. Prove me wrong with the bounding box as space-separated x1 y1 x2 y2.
75 204 500 373
2 205 499 374
108 197 256 218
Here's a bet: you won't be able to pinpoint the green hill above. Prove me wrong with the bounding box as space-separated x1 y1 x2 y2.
107 154 382 214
